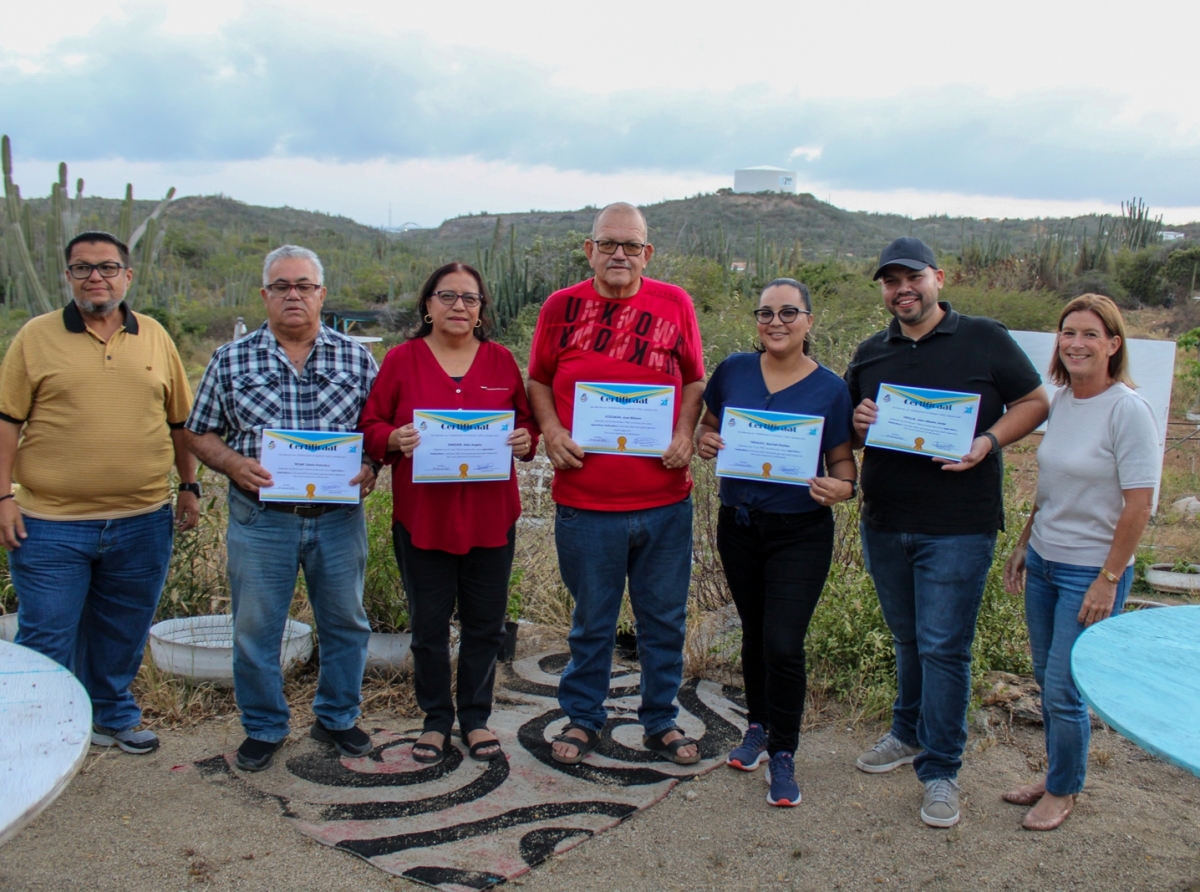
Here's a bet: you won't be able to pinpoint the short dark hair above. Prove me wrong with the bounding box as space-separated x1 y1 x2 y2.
410 262 493 342
65 231 131 267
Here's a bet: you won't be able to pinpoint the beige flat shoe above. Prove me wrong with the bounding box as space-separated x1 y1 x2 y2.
1022 795 1075 831
1003 782 1046 806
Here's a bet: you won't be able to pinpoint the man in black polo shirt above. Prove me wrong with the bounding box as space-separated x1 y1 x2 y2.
845 237 1048 828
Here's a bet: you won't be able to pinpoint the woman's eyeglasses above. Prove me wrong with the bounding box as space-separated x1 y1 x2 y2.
433 291 482 308
753 306 809 324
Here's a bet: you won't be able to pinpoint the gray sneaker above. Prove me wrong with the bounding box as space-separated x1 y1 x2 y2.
91 724 160 755
856 731 923 773
921 777 961 828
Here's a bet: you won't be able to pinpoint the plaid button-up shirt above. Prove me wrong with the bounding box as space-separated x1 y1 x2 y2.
186 323 378 461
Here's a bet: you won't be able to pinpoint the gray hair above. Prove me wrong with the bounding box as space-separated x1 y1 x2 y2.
591 202 647 238
263 245 324 286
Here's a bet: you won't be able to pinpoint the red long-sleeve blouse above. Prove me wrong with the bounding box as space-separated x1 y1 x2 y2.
360 337 540 554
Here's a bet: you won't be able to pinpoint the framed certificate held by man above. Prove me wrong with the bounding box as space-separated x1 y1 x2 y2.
258 429 364 503
865 384 981 460
571 382 675 456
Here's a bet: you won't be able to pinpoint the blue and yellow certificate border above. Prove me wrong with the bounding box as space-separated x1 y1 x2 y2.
864 384 981 460
715 408 823 485
574 382 675 455
259 428 363 503
412 410 515 482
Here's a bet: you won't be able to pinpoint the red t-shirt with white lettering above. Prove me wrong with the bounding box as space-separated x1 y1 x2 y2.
528 276 705 511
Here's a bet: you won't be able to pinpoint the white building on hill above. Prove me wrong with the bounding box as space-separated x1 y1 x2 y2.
734 166 797 194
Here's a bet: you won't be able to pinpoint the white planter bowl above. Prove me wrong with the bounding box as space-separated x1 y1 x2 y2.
365 631 412 673
1144 564 1200 595
149 615 313 685
0 612 17 643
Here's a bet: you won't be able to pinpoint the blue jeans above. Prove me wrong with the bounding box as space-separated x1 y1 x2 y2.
860 523 996 782
554 497 693 736
1025 546 1131 796
226 488 370 742
10 505 174 731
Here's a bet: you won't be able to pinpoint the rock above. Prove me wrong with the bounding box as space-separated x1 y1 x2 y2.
1171 496 1200 515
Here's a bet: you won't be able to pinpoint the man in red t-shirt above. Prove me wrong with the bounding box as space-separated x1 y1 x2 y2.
528 202 705 766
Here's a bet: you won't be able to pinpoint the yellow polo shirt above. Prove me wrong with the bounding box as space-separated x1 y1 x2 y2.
0 303 193 520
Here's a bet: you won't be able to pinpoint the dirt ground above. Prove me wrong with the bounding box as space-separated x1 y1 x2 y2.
2 703 1198 892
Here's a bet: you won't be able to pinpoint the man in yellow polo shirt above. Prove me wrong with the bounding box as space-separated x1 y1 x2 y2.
0 231 199 755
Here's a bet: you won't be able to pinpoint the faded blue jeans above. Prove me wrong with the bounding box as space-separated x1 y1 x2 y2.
10 505 174 731
861 523 997 782
554 497 693 737
226 487 370 742
1025 546 1131 796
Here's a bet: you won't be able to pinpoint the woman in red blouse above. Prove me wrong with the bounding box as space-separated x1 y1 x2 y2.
361 262 539 764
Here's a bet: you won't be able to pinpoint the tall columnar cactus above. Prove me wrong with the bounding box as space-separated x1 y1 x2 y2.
1 134 176 315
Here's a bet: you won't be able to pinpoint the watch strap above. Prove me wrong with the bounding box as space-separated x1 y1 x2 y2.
982 431 1001 455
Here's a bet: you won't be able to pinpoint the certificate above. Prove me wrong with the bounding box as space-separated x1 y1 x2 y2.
715 407 824 486
572 382 675 456
259 429 364 503
411 409 515 483
865 384 981 460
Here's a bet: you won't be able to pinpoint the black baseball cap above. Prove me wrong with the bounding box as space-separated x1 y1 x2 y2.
872 237 938 280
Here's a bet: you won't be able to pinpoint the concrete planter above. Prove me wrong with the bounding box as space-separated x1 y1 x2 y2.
148 615 313 685
365 631 413 673
1144 564 1200 595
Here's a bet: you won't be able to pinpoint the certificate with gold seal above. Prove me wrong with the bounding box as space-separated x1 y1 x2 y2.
411 409 515 483
865 383 981 460
259 429 364 503
571 382 675 456
715 407 824 486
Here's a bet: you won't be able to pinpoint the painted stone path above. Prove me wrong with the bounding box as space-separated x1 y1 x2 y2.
197 652 746 891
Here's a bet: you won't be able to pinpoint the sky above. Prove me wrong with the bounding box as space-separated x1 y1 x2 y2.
3 0 1200 228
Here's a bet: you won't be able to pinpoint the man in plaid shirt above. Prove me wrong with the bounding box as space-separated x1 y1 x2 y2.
186 245 379 772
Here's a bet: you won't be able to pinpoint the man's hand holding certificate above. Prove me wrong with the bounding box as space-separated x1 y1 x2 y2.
864 384 982 461
259 429 365 503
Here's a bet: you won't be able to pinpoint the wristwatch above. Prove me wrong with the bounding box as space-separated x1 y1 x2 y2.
982 431 1001 455
839 479 858 499
179 482 202 498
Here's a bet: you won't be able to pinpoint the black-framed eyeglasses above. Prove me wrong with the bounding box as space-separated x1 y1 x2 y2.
432 290 482 308
266 281 322 297
67 262 126 280
591 239 647 256
753 306 809 324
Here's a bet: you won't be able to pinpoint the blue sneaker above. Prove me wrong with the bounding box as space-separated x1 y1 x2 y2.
765 752 801 807
726 723 768 771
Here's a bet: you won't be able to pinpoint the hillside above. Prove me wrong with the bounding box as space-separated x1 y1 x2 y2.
400 190 1200 262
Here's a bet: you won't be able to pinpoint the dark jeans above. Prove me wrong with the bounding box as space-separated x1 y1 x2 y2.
860 523 997 782
11 505 174 731
717 504 834 755
393 523 514 737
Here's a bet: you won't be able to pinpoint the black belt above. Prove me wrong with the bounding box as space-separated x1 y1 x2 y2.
231 483 345 518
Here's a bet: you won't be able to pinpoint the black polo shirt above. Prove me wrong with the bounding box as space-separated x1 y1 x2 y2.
844 302 1042 535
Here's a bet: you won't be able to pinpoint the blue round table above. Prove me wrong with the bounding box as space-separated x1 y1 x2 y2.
1072 604 1200 778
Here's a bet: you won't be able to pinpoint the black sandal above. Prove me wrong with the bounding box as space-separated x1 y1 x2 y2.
643 727 701 765
551 722 601 765
412 733 446 765
468 737 504 762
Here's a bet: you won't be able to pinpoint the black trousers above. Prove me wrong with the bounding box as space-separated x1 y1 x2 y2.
392 523 515 737
717 504 834 755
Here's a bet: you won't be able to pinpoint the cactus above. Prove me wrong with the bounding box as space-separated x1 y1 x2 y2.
0 134 175 314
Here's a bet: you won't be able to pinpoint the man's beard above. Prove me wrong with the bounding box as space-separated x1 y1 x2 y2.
75 296 121 317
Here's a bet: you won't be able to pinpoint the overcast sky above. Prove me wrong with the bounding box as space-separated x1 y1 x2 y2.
4 0 1199 227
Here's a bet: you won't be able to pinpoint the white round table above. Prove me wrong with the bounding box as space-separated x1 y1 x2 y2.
0 639 92 847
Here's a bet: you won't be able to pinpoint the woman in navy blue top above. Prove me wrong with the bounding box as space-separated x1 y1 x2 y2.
696 278 856 807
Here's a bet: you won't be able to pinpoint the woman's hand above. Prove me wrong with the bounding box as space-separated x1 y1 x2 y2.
807 476 854 506
1003 543 1028 595
1078 577 1118 627
508 428 532 459
389 424 420 457
696 430 723 461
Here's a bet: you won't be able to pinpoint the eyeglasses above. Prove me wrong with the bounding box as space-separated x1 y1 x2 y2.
591 239 647 256
265 281 322 297
67 262 126 280
432 290 482 308
753 306 809 324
